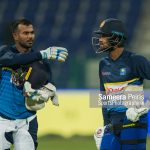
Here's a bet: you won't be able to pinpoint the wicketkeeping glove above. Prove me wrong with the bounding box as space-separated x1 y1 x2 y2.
94 126 106 150
40 83 59 106
126 107 148 122
24 81 59 111
24 81 45 111
40 46 68 62
24 81 41 101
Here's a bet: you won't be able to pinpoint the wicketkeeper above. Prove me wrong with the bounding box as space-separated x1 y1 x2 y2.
0 18 68 150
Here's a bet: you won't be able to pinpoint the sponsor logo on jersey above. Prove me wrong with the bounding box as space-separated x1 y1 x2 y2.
104 78 142 95
105 84 126 95
102 71 111 76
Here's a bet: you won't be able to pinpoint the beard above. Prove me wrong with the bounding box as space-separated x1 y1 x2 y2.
99 43 114 53
19 41 33 50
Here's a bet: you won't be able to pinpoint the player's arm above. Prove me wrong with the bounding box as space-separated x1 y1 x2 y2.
0 45 68 66
0 50 41 66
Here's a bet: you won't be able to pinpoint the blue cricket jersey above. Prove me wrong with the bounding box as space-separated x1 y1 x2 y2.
99 50 150 125
0 45 42 119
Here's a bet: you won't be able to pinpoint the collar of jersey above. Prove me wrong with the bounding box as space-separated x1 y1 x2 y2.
108 49 126 62
11 45 34 53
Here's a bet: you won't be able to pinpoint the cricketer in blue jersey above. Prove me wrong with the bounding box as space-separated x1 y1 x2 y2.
0 18 68 150
92 18 149 150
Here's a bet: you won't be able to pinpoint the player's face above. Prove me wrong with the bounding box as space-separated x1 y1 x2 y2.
13 24 35 52
99 36 109 50
92 33 111 53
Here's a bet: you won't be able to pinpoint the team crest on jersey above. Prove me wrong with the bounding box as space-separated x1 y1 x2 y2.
120 68 126 75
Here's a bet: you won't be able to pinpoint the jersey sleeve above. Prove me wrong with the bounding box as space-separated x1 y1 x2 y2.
0 45 42 67
131 55 150 80
99 61 110 125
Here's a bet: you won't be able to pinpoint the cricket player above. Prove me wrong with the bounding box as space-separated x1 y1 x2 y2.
0 18 68 150
92 18 149 150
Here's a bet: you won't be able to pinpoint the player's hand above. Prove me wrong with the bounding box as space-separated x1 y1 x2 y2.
94 126 106 150
126 107 148 122
40 46 68 62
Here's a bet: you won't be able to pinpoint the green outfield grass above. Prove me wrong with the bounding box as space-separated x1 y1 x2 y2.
10 135 95 150
147 136 150 150
37 135 95 150
38 135 150 150
11 135 150 150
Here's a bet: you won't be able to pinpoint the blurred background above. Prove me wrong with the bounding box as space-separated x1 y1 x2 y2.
0 0 150 149
1 0 150 89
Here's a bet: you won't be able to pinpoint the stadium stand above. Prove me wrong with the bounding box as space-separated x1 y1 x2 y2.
0 0 143 88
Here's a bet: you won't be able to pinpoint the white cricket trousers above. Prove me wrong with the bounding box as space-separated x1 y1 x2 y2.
0 115 36 150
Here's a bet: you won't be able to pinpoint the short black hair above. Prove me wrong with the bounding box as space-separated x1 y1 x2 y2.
11 18 33 33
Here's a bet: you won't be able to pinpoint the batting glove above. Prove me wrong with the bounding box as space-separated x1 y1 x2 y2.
126 107 148 122
94 126 106 150
40 46 68 62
